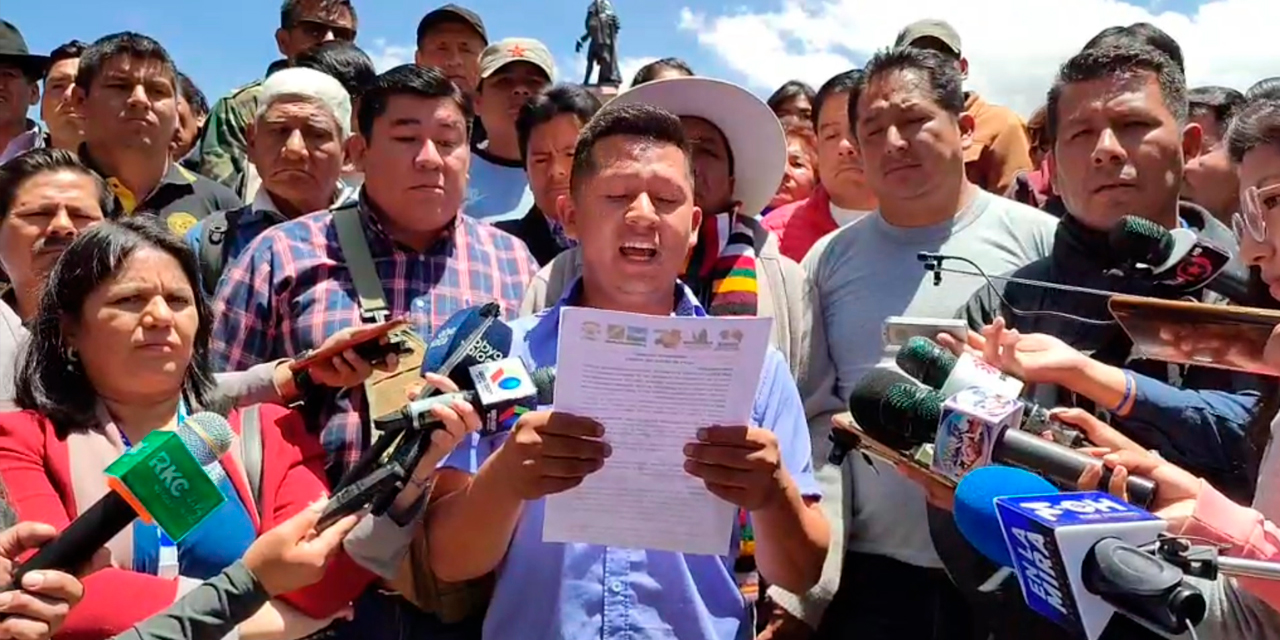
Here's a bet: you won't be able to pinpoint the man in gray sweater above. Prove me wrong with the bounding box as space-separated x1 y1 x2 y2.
788 47 1057 639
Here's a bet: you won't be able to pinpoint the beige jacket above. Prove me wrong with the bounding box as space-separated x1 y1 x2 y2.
519 217 848 628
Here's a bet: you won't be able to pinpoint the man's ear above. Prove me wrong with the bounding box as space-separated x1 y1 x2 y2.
348 133 368 171
689 205 703 252
26 82 38 107
558 192 577 238
958 57 970 80
1181 120 1204 162
959 112 976 146
245 121 256 150
275 28 291 59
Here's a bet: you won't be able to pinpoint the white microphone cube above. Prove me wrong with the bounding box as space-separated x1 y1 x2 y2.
469 357 536 405
933 387 1025 482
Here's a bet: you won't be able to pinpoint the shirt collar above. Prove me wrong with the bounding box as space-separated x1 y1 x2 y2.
79 144 193 214
354 188 463 256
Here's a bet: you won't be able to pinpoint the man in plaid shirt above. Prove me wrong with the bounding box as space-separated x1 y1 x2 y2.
209 64 536 639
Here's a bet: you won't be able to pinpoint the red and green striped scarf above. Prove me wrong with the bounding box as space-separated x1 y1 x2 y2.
683 211 759 317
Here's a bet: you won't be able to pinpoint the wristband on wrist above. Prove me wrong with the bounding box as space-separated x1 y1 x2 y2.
1111 371 1134 414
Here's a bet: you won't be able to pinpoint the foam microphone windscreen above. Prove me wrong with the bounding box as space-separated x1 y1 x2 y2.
952 465 1059 568
1109 215 1173 267
896 336 957 389
178 412 236 484
847 368 943 451
421 302 513 390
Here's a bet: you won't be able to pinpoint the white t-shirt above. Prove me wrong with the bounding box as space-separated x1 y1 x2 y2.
830 203 873 227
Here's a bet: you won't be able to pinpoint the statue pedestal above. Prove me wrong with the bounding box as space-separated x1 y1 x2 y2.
585 84 622 102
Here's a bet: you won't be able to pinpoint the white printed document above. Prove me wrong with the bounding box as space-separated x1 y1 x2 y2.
542 306 772 556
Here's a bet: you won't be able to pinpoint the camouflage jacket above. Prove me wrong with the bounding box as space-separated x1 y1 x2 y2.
198 79 263 190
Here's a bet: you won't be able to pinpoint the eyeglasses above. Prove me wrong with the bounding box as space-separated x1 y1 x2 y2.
293 19 357 43
1232 183 1280 244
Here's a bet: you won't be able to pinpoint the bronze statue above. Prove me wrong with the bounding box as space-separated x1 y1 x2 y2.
576 0 622 86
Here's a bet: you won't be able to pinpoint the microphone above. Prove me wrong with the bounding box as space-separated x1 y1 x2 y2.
420 302 513 394
374 358 555 436
896 336 1024 397
846 371 1156 507
952 466 1206 639
896 337 1087 447
6 413 234 589
1109 215 1244 302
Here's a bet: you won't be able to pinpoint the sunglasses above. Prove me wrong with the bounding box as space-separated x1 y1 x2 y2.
293 19 357 43
1232 183 1280 244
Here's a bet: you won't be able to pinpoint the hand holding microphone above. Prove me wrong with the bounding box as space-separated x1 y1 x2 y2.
0 523 93 640
244 502 360 597
1078 447 1205 533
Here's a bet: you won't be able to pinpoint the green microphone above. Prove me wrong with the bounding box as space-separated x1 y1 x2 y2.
4 413 232 590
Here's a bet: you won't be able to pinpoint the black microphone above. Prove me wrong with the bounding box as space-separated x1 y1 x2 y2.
4 414 234 590
847 370 1157 507
1108 215 1247 302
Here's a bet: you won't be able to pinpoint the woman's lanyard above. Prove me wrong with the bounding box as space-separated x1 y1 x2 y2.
119 400 189 580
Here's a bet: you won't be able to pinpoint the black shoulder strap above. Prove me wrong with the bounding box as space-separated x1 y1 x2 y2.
199 209 233 297
240 404 264 513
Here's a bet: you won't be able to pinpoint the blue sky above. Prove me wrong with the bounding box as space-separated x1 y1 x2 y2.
7 0 721 110
9 0 1271 120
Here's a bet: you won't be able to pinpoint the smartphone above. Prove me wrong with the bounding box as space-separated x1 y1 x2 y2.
289 318 412 372
883 316 969 348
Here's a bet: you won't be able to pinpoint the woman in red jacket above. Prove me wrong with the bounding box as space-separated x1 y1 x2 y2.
0 218 376 640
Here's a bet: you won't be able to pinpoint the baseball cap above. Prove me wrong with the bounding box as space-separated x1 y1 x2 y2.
417 4 488 45
894 19 962 56
612 76 786 217
256 67 353 139
479 38 555 82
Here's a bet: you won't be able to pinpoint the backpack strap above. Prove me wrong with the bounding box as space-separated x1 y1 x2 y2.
199 209 233 298
239 404 265 514
332 206 391 323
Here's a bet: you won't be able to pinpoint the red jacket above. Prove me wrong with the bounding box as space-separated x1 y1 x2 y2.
0 404 375 640
761 187 836 263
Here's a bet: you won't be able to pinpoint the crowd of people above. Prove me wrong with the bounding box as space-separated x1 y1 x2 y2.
1 1 1280 639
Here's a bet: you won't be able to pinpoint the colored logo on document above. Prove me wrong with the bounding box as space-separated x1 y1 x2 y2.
490 367 524 391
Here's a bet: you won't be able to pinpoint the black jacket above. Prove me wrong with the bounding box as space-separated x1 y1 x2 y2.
494 206 567 267
932 204 1262 640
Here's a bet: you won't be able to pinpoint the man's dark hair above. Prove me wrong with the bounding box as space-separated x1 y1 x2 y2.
17 217 219 437
176 71 209 118
44 40 87 81
516 84 603 162
1083 23 1185 74
1248 77 1280 102
1188 85 1245 130
1226 99 1280 164
75 32 176 93
630 58 693 87
848 48 964 126
280 0 356 29
811 69 863 130
356 64 472 139
767 80 816 115
1046 44 1187 144
570 103 691 195
294 40 377 99
0 148 112 223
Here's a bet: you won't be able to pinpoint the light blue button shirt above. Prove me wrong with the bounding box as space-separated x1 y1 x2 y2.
442 278 821 640
465 149 534 223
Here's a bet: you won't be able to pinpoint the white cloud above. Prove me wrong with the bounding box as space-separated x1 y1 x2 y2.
366 38 416 72
679 0 1280 117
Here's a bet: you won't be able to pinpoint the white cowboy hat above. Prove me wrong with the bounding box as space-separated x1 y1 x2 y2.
612 76 786 217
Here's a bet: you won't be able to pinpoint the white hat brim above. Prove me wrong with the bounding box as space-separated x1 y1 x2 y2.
613 77 785 216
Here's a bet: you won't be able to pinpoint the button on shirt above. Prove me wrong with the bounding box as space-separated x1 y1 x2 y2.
81 146 242 236
210 194 537 480
441 278 821 640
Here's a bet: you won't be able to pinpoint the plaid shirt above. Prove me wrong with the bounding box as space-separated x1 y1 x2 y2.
210 195 537 479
